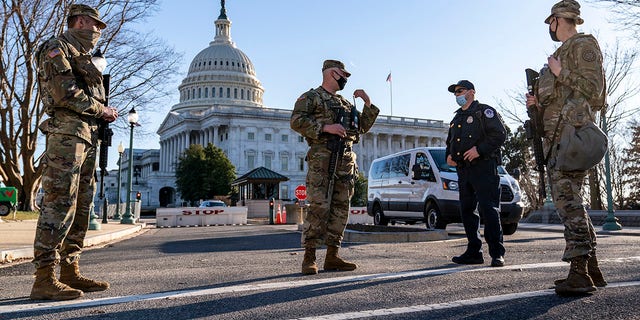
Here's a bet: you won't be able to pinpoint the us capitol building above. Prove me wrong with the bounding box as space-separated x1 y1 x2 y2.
108 2 447 209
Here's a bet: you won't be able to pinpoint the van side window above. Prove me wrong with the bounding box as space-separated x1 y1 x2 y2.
413 152 435 181
390 154 410 178
371 159 390 179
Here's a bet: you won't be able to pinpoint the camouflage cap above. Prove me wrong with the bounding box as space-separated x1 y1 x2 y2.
69 4 107 29
322 59 351 77
545 0 584 25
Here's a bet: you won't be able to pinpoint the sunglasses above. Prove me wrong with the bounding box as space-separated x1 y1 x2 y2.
454 88 468 94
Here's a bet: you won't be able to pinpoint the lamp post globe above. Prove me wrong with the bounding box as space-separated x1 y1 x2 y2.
121 108 138 224
113 141 124 221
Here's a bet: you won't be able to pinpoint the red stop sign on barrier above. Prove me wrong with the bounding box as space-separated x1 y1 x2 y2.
295 185 307 201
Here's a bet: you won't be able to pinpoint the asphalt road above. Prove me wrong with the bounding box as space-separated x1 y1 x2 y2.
1 224 639 320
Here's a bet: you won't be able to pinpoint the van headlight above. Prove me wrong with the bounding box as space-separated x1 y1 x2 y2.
442 178 459 191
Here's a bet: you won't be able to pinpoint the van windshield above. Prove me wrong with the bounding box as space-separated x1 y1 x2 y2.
428 149 457 173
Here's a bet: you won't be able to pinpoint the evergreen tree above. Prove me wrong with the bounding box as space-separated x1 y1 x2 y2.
351 172 368 206
175 144 236 203
622 121 640 207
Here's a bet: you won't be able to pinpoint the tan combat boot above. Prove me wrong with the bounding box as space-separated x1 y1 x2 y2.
30 265 84 300
60 260 110 292
323 246 357 271
555 255 597 295
302 247 318 275
554 253 607 287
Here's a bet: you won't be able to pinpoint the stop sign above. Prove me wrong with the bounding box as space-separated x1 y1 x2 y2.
295 185 307 201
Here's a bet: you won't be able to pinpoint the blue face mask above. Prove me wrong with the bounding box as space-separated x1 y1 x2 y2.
456 94 467 107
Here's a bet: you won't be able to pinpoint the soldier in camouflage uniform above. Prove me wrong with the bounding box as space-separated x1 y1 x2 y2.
526 0 607 295
31 4 118 301
291 60 379 275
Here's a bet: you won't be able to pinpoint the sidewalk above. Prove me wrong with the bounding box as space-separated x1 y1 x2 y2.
0 219 146 264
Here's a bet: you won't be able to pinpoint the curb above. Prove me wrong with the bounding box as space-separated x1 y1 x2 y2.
0 223 146 264
343 229 448 243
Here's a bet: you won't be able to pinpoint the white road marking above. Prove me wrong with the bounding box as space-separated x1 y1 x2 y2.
1 256 639 315
294 281 640 320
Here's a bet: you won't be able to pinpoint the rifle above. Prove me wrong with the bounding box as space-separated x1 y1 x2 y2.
98 74 113 223
524 68 546 199
326 108 345 200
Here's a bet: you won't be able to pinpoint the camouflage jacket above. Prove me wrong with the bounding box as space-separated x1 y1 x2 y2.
537 33 605 137
37 32 105 144
290 86 379 146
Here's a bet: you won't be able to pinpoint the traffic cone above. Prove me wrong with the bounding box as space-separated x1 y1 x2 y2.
282 205 287 224
275 204 282 224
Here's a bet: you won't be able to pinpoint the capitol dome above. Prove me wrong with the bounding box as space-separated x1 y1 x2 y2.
172 2 264 112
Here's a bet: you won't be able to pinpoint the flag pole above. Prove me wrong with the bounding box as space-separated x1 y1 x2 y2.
387 71 393 116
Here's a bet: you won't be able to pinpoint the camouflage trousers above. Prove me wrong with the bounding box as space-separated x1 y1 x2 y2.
550 169 597 261
33 133 97 268
302 146 357 248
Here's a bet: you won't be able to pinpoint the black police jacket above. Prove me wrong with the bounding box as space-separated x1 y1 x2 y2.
445 101 506 164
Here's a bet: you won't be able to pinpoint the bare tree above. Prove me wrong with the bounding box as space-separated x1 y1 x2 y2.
592 0 640 38
0 0 181 210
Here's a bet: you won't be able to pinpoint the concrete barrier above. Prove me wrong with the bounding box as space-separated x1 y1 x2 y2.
348 207 373 225
156 207 248 227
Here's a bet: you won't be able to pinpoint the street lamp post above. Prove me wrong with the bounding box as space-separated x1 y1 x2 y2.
113 142 124 221
601 111 622 231
121 108 138 224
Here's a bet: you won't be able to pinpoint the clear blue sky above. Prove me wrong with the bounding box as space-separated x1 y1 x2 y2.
106 0 632 170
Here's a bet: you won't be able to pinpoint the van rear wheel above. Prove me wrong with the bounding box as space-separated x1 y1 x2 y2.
425 203 446 230
373 205 389 226
0 202 10 217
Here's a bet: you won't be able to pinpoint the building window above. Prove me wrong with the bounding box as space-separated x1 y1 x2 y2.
192 89 195 99
204 87 208 98
226 88 230 98
298 157 305 171
219 87 223 97
152 163 159 171
212 87 215 97
264 154 272 170
234 88 238 99
281 156 288 171
248 132 255 140
281 185 289 200
281 134 288 142
298 136 304 143
198 88 201 98
265 133 272 141
241 89 244 99
247 155 255 169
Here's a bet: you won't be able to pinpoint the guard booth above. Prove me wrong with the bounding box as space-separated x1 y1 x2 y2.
231 167 289 218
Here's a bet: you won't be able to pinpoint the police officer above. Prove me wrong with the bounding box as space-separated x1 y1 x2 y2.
291 60 379 275
526 0 607 295
446 80 507 267
31 4 118 300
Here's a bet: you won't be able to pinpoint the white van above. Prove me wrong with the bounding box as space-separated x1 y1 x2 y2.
367 147 524 235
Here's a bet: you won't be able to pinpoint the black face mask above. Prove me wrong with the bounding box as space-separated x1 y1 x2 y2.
549 19 560 42
335 76 347 90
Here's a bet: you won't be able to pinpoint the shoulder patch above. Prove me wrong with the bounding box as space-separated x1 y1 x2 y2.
582 49 597 62
48 48 62 59
297 93 306 101
484 108 495 119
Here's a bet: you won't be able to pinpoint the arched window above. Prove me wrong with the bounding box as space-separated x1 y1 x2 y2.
212 87 215 97
241 89 244 100
219 87 223 97
198 88 201 98
204 87 208 98
234 88 238 99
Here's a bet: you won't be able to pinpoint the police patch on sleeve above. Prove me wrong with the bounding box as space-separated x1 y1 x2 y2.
582 49 597 62
484 108 495 118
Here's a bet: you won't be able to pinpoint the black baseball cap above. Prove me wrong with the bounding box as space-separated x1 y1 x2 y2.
447 80 475 93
